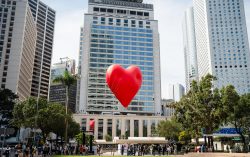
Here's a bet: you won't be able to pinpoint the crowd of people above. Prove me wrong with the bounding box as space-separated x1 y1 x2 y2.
120 144 178 156
1 143 81 157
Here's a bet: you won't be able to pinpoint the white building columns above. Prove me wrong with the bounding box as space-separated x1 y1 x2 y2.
139 119 143 137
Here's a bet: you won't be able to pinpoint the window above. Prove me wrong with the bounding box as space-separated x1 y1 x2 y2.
117 9 126 14
93 7 99 12
137 12 143 16
130 11 136 15
144 12 149 16
107 9 113 13
100 8 106 12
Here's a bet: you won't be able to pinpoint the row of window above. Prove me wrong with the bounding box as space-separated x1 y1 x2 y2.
93 7 149 17
91 34 153 42
91 39 153 47
89 54 154 61
92 25 152 33
215 65 247 68
91 44 153 51
91 29 153 37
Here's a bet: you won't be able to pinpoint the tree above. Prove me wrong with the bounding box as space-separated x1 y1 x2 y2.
157 119 181 142
12 97 48 128
53 70 77 143
221 86 250 152
68 118 80 139
12 97 79 142
174 74 225 148
0 89 18 127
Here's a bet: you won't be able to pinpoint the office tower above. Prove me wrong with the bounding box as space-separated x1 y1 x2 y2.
28 0 56 99
193 0 250 93
76 27 84 112
79 0 161 115
49 59 77 112
0 0 37 100
168 84 185 102
183 7 198 92
161 99 175 117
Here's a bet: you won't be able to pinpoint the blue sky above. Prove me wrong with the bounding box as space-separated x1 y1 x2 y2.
42 0 250 99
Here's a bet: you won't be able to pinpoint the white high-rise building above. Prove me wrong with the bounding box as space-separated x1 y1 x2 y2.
79 0 161 115
0 0 37 101
183 7 198 92
28 0 56 99
76 27 84 112
168 84 185 102
193 0 250 94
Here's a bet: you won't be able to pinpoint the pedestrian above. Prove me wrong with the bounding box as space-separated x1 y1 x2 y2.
121 145 124 155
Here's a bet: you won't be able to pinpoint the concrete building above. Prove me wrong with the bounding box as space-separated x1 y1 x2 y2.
161 99 175 117
79 0 161 115
168 84 185 102
0 0 37 101
73 114 168 140
76 27 84 112
193 0 250 94
183 7 198 92
28 0 56 99
49 59 77 112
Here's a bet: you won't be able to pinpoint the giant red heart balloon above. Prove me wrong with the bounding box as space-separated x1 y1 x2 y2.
106 64 142 108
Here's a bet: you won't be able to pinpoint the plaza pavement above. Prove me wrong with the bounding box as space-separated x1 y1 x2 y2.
101 151 250 157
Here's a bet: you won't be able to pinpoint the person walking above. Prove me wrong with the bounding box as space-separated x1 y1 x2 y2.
121 145 124 156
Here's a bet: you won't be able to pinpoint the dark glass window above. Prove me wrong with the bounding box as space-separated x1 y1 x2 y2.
144 12 149 16
130 11 136 15
93 7 99 12
100 8 106 12
107 9 113 13
137 12 143 16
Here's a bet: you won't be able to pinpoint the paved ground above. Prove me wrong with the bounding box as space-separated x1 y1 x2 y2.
101 151 250 157
183 153 250 157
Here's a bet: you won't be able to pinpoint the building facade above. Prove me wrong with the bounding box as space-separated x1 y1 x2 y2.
28 0 56 99
168 84 185 102
49 59 77 112
79 0 161 115
193 0 250 94
161 99 175 117
73 114 168 140
76 27 84 112
183 7 198 92
0 0 37 100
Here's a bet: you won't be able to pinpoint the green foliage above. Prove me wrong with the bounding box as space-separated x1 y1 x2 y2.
178 131 191 145
105 134 112 141
174 74 224 138
157 119 181 141
221 86 250 152
0 89 18 127
12 97 79 140
173 74 250 151
53 70 77 87
75 132 93 145
68 118 80 138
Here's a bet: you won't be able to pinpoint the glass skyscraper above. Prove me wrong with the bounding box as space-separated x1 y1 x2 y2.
79 0 161 115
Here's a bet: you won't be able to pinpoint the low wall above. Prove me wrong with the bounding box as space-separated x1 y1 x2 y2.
184 153 250 157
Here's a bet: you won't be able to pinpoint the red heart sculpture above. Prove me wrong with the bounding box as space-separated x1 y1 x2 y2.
106 64 142 108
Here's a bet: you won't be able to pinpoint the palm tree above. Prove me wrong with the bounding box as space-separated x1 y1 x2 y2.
53 70 77 143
